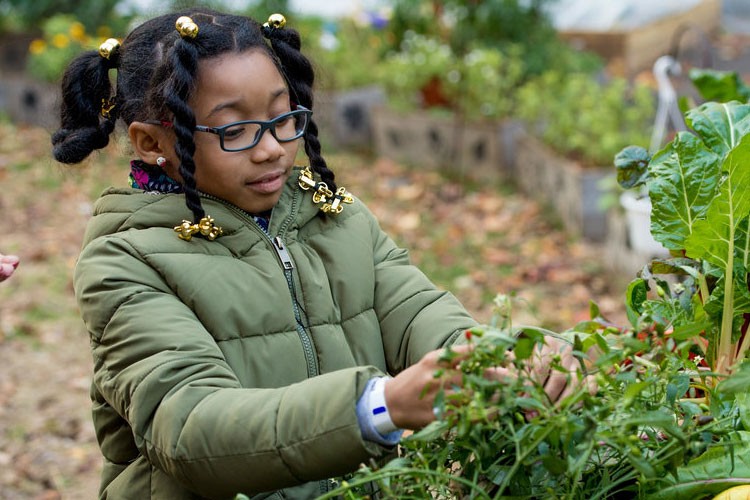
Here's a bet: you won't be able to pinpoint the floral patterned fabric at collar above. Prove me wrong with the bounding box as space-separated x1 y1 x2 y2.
129 160 183 193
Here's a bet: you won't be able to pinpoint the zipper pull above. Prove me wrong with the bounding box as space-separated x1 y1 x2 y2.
272 236 294 270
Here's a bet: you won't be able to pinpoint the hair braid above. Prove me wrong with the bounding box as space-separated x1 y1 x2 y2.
52 51 117 164
164 38 205 222
265 27 337 191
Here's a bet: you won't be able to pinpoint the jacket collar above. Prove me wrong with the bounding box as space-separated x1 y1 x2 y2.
84 167 325 245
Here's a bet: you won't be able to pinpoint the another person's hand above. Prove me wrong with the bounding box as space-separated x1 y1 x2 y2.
523 335 596 404
0 254 19 282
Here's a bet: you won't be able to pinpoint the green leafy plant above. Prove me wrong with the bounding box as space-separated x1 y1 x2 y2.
615 99 750 378
387 0 567 78
372 31 455 111
376 0 601 120
320 296 750 499
517 71 655 167
25 14 113 83
305 16 391 92
0 0 123 33
686 68 750 105
316 71 750 500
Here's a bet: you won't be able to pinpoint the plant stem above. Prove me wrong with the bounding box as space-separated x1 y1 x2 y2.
717 246 735 377
317 467 493 500
496 421 556 495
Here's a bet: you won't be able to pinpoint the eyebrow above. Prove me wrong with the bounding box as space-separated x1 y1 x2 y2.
206 87 290 118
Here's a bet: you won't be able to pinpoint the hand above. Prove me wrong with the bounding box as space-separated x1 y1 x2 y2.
517 335 599 404
384 345 476 430
0 254 19 282
385 337 598 430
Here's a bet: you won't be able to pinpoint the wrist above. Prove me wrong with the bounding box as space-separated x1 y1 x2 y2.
371 376 399 434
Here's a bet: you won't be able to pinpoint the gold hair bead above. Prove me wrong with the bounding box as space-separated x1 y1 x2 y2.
175 16 199 39
174 216 223 241
100 97 116 118
264 13 286 30
98 38 120 60
298 166 353 215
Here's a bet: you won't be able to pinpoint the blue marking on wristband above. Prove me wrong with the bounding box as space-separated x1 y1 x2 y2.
373 406 386 415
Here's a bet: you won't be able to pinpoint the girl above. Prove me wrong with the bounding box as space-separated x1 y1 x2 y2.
54 8 574 499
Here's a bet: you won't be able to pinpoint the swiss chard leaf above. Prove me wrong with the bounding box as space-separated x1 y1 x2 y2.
615 145 651 190
689 68 750 103
684 135 750 269
648 132 721 250
685 102 750 157
645 432 750 500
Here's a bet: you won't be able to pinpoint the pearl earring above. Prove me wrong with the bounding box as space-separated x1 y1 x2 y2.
156 156 167 168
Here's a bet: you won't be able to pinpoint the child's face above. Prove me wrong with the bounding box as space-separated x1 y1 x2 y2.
187 50 301 214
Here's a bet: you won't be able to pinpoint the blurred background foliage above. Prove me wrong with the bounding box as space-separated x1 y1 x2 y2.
0 0 126 33
0 0 655 166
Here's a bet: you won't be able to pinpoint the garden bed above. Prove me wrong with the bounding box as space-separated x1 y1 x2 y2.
0 76 59 128
513 128 611 242
371 106 513 184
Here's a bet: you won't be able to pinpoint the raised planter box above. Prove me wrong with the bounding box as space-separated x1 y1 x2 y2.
0 32 35 75
314 85 386 152
604 205 671 277
514 129 610 242
0 76 59 128
371 106 513 183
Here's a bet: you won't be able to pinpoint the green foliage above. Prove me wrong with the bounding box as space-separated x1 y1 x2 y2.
388 0 560 75
242 0 291 20
25 15 113 83
305 17 392 92
369 0 601 120
376 32 455 111
516 71 655 166
316 70 750 500
321 297 750 499
688 68 750 104
0 0 122 33
617 96 750 377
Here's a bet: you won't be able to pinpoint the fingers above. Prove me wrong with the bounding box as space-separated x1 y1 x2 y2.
544 352 580 403
0 254 19 282
0 254 19 266
539 339 600 404
386 345 473 430
483 366 514 382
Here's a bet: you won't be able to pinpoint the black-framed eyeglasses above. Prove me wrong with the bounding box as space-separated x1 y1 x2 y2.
148 105 312 152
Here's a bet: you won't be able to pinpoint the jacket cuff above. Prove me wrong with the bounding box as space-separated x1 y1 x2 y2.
356 377 403 446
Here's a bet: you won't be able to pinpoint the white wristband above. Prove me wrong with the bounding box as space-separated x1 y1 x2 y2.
370 377 398 435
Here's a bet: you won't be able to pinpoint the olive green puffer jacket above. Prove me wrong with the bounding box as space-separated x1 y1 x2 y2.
74 167 476 499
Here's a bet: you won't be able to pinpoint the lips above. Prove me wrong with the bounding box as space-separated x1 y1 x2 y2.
246 171 286 194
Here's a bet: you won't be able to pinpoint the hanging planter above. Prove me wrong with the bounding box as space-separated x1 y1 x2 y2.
619 190 668 256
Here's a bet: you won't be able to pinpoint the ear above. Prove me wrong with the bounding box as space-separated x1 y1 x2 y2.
128 122 177 168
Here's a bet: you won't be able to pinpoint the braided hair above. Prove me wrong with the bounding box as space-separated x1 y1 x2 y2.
52 8 335 223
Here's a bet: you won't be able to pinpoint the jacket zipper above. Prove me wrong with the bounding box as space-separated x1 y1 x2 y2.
271 235 319 377
198 192 319 378
200 190 329 496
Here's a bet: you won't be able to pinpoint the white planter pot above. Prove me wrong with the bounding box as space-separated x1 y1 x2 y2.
619 191 668 256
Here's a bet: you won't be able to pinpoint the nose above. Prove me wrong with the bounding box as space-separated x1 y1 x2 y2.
250 128 286 163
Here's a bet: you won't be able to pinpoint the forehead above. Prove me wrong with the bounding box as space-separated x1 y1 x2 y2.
191 49 287 117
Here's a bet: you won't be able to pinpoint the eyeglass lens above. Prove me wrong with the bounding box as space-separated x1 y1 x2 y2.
222 111 308 151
